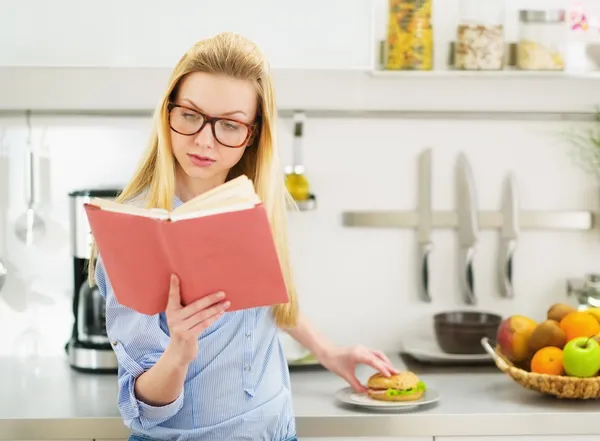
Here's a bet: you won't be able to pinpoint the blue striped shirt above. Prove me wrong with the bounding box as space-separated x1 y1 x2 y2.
95 195 296 441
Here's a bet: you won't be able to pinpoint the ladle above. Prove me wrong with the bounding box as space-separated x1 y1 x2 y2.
15 111 45 246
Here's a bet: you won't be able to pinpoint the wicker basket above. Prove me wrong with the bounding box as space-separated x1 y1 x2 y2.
480 337 600 399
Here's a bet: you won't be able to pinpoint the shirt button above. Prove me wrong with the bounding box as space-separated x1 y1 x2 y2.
244 364 252 372
245 332 251 338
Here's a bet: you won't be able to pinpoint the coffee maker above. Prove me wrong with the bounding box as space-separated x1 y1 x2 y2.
66 188 121 373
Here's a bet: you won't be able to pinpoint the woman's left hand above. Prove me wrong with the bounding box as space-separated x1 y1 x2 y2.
319 345 400 393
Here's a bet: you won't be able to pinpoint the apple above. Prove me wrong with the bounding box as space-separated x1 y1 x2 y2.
563 336 600 378
496 315 537 362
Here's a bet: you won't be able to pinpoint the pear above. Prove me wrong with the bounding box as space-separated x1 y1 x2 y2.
528 320 567 354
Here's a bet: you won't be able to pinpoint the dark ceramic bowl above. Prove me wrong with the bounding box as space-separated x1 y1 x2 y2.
433 311 502 355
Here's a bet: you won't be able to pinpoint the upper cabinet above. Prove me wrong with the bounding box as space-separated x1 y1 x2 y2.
0 0 373 69
2 0 600 114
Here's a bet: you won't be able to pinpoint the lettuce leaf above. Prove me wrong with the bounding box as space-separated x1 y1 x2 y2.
385 381 426 397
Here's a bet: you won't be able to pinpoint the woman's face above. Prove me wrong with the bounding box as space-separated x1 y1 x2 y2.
169 72 258 191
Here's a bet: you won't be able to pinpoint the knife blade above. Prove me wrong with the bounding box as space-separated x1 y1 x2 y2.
456 153 479 305
499 172 519 299
417 148 433 303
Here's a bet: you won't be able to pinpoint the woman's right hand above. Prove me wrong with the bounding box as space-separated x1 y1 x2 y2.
165 274 230 365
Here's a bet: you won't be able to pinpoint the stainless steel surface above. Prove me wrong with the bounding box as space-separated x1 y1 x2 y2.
290 111 306 175
456 153 479 305
292 195 317 211
417 148 433 302
14 111 45 246
341 209 594 230
66 343 117 371
76 281 110 345
499 172 519 298
70 193 94 259
2 354 600 439
519 9 566 23
284 111 317 211
567 273 600 309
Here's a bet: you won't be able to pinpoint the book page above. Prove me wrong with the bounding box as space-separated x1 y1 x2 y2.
89 197 170 220
90 175 259 220
171 175 259 216
170 201 257 221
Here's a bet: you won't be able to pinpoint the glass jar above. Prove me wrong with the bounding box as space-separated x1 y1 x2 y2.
385 0 433 71
454 0 505 70
517 10 566 71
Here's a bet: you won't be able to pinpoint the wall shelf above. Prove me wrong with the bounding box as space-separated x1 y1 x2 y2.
0 66 600 118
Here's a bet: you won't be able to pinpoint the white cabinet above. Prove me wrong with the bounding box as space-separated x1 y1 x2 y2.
0 0 370 69
435 437 599 441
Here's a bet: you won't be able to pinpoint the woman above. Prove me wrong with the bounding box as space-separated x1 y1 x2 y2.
89 32 398 441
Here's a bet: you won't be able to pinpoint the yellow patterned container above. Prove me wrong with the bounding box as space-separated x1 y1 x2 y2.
385 0 433 70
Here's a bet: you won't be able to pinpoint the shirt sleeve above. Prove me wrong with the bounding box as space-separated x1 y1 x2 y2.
95 256 184 430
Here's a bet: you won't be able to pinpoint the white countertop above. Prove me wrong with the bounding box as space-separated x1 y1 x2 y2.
1 353 600 439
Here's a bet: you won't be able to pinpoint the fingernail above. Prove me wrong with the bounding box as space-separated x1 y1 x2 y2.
217 292 225 298
223 301 231 309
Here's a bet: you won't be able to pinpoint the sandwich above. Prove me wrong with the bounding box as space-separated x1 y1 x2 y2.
366 371 426 402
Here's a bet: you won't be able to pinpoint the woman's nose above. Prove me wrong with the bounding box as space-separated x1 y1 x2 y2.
194 122 216 148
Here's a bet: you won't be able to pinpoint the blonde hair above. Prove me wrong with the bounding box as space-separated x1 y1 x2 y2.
88 32 299 328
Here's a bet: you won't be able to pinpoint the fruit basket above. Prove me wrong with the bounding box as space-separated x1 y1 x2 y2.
481 336 600 399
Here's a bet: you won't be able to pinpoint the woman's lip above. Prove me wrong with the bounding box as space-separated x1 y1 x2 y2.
189 154 215 161
188 153 216 166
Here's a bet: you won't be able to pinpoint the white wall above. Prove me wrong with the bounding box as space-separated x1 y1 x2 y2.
1 0 600 358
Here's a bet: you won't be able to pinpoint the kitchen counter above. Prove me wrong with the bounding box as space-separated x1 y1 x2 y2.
1 353 600 440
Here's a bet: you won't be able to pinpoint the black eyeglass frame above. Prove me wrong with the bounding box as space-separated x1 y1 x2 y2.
167 102 257 148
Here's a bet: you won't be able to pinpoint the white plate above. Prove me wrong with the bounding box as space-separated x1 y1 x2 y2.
334 386 440 410
402 336 492 363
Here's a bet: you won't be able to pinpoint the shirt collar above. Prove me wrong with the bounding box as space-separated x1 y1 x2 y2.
173 195 184 209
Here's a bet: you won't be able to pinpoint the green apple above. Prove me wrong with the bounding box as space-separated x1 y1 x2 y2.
563 336 600 378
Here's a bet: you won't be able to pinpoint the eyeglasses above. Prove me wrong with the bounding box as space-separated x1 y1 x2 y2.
167 103 255 148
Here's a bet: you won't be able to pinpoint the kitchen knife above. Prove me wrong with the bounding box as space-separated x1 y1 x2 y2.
417 148 433 303
456 153 479 305
499 172 519 299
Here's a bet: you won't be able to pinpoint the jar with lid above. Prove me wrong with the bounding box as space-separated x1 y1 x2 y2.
517 10 566 71
385 0 433 71
454 0 505 70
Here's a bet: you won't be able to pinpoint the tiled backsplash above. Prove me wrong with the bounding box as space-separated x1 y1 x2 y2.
0 115 598 357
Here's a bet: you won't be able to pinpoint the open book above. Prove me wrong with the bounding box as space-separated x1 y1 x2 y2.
84 175 290 315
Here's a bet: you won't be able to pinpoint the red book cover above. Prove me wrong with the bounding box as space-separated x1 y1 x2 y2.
84 203 290 315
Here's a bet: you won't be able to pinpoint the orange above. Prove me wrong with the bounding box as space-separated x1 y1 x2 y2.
560 311 600 342
530 347 564 375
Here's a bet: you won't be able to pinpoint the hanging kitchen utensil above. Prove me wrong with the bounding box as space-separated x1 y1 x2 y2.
499 172 519 298
284 111 316 210
456 152 479 305
417 148 433 303
15 110 45 246
0 128 8 292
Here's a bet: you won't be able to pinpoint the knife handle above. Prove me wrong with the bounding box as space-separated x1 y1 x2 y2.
459 246 476 305
500 239 516 298
419 242 433 303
